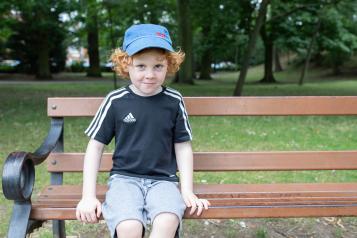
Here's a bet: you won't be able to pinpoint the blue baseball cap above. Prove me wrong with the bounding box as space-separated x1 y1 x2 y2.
122 24 174 56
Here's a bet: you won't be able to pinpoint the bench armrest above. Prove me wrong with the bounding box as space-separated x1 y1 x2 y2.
2 118 64 201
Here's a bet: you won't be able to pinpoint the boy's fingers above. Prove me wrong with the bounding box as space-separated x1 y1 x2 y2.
97 203 102 218
84 213 91 223
196 202 203 216
183 196 191 207
80 213 87 223
90 212 97 223
85 212 95 223
189 198 197 215
190 206 196 215
203 200 209 210
76 210 80 221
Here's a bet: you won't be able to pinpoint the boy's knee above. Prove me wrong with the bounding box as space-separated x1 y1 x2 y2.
152 212 180 228
116 219 143 238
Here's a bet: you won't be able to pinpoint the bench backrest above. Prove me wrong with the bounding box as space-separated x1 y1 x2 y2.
47 96 357 173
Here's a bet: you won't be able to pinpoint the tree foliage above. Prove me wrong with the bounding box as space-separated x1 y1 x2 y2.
4 0 73 78
0 0 356 84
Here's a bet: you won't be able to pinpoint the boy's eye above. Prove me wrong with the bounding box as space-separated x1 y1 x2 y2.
136 64 145 69
155 64 164 69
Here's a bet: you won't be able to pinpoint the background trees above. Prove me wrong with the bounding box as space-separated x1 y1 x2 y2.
4 0 70 79
0 0 356 94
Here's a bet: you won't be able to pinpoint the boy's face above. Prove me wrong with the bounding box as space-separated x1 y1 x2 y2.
127 49 168 96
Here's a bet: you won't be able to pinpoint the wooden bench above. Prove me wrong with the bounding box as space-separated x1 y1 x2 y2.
2 96 357 237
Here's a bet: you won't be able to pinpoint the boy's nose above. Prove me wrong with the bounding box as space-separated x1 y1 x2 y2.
145 69 154 78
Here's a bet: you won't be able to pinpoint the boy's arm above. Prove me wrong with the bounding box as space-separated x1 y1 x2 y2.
175 141 210 216
76 138 104 223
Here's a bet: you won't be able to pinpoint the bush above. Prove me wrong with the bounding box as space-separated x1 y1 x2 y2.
0 60 20 73
69 61 86 72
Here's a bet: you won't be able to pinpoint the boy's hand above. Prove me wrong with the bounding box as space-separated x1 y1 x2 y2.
181 190 210 216
76 197 102 223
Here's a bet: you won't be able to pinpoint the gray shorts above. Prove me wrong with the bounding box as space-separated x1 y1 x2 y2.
102 174 186 238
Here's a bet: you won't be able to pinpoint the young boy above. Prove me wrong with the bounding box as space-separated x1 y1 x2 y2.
76 24 210 238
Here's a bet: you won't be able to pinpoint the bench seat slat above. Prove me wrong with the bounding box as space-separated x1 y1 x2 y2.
34 183 357 206
31 183 357 220
38 183 357 198
31 204 357 220
47 97 357 117
47 151 357 172
34 197 357 205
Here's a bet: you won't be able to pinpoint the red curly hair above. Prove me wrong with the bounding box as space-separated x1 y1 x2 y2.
110 48 185 78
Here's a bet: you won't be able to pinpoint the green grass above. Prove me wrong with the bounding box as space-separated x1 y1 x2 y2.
0 65 357 236
255 228 268 238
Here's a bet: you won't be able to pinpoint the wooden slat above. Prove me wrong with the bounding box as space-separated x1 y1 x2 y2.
47 96 357 117
34 197 357 206
30 206 357 220
47 151 357 172
36 183 357 199
30 183 357 220
33 198 357 212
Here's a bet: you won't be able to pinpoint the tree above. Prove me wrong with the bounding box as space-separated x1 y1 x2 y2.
191 0 241 80
260 7 276 83
272 0 357 82
6 0 69 79
316 2 357 75
176 0 194 84
85 0 101 77
260 0 316 83
299 18 321 85
274 47 283 72
233 0 271 96
0 2 12 60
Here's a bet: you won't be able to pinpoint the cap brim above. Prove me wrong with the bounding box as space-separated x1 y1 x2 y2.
125 37 174 56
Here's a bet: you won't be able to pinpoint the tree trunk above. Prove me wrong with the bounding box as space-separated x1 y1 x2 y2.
332 62 342 75
299 19 320 85
106 4 117 88
260 4 276 83
176 0 194 84
260 18 276 83
274 47 283 72
233 0 271 96
198 23 212 80
86 1 101 78
199 49 212 80
36 34 51 79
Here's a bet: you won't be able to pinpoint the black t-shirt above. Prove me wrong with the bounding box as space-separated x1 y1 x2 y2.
85 85 192 182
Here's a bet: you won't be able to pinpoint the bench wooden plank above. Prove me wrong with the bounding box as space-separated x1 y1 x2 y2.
33 198 357 211
47 97 357 117
30 205 357 220
37 183 357 199
34 197 357 206
31 184 357 220
47 151 357 172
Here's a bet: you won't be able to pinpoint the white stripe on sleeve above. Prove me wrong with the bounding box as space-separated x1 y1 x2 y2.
85 87 126 136
88 91 129 138
164 91 192 140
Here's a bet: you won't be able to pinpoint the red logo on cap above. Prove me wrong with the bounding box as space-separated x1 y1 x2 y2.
156 32 166 38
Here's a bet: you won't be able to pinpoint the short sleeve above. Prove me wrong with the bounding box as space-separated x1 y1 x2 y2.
174 99 192 143
84 97 115 145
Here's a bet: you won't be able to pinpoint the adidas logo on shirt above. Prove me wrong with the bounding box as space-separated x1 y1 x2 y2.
123 113 136 123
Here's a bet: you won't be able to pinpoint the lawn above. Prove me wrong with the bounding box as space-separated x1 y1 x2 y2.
0 65 356 237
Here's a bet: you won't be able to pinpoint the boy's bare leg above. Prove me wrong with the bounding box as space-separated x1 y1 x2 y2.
116 220 143 238
149 213 179 238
